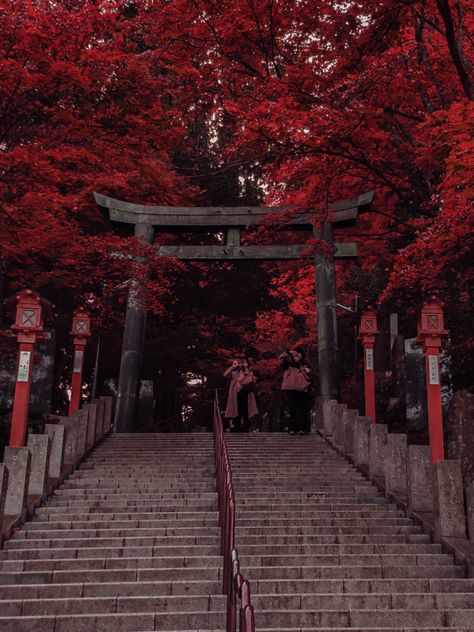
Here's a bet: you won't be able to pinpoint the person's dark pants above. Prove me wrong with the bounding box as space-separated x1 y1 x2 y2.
233 390 250 432
286 390 310 433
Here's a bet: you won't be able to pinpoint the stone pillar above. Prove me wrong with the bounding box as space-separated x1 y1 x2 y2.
433 460 466 542
101 396 113 436
0 464 9 534
60 417 79 473
465 480 474 543
333 403 347 452
83 402 98 452
45 423 65 481
342 409 358 457
369 424 388 480
407 445 434 514
26 434 51 499
313 397 324 433
115 222 154 433
353 416 371 468
73 409 88 459
322 398 337 437
447 390 474 484
93 398 105 442
3 447 31 518
314 222 339 400
385 433 408 498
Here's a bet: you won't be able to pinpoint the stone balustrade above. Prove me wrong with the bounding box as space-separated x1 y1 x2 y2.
316 396 474 574
0 396 112 544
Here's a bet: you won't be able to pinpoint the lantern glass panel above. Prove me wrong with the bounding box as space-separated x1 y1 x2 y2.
426 314 441 331
75 320 88 333
20 309 37 327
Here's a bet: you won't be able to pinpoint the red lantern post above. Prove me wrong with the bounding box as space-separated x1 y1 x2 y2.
68 309 91 415
417 297 447 463
359 307 379 423
6 290 51 447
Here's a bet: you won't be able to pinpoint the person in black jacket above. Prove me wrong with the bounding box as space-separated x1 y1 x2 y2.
278 346 313 435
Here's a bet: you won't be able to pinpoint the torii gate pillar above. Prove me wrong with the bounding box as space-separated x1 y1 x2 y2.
114 222 154 433
314 222 339 400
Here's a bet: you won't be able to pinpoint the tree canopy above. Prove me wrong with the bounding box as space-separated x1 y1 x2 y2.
1 0 473 421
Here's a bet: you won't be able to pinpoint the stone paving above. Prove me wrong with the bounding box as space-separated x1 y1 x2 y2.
0 434 225 631
2 431 474 630
227 433 474 630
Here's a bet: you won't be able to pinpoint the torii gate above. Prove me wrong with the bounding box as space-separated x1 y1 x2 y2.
94 191 374 432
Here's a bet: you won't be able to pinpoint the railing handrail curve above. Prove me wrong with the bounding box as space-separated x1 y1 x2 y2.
213 391 255 632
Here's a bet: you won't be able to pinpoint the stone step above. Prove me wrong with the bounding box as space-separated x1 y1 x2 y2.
59 483 217 491
0 611 226 632
0 555 222 572
13 526 220 540
232 518 416 528
239 553 454 567
254 577 474 594
0 545 221 559
252 608 465 627
0 579 222 599
32 505 402 526
233 490 380 498
236 629 464 632
39 505 218 516
37 498 218 507
13 520 220 540
0 566 221 585
235 525 423 535
235 509 403 518
32 508 219 520
5 534 218 548
45 492 218 500
5 539 440 555
0 593 226 616
63 473 216 480
251 591 474 609
239 533 432 544
34 504 218 523
238 498 388 505
244 564 465 580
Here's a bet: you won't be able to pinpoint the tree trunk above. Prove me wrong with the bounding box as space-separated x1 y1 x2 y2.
436 0 473 99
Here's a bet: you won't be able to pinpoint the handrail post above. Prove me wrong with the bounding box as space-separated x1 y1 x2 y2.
214 390 255 632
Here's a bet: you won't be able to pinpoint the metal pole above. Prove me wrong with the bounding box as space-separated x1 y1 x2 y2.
362 340 376 422
314 221 339 400
69 342 86 415
9 341 35 447
114 222 154 433
424 345 445 463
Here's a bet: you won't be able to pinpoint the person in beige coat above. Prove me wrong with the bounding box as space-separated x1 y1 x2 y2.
224 354 258 432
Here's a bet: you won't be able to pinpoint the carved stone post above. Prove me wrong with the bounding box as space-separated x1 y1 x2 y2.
114 222 154 433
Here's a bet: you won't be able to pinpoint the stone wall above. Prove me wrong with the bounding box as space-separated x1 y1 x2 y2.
447 390 474 485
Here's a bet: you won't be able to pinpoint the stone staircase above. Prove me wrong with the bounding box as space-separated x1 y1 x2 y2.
0 434 226 631
227 433 474 631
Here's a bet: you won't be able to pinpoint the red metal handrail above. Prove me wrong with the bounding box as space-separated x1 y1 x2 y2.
214 392 256 632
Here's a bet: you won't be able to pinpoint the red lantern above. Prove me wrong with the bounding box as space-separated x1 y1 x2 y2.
11 289 45 342
69 308 92 415
5 289 53 446
359 307 379 423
